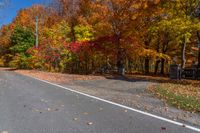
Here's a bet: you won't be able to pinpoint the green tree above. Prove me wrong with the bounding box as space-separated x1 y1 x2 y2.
10 26 35 54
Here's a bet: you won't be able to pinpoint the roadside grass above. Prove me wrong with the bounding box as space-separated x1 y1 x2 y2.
149 83 200 113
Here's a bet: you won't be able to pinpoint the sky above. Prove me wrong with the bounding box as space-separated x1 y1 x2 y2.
0 0 49 27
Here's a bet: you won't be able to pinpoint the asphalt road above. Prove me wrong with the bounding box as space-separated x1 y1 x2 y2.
0 70 199 133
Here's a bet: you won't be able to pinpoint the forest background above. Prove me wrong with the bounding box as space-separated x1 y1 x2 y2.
0 0 200 76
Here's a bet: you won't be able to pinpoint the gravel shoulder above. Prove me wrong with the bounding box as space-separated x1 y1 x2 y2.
13 69 200 127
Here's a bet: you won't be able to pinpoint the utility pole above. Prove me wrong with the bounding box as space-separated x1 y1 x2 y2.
35 16 39 48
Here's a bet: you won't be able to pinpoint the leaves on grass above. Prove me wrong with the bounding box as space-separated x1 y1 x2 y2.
149 83 200 113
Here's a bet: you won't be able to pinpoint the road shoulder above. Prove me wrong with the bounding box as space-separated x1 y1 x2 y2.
13 69 200 128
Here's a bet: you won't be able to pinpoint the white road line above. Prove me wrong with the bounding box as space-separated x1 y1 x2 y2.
28 76 200 132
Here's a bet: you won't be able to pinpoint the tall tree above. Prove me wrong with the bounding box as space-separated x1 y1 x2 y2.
80 0 163 75
170 0 200 68
51 0 80 42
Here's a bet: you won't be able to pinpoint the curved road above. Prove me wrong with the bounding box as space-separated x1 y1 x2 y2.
0 70 199 133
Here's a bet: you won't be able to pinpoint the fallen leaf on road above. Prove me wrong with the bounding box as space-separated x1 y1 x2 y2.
41 99 48 103
161 127 166 130
173 118 177 121
87 122 93 125
183 114 187 118
136 95 141 98
54 108 59 111
2 131 8 133
33 109 39 112
99 108 103 111
73 118 78 121
182 124 186 127
124 110 128 112
47 108 51 111
83 112 88 115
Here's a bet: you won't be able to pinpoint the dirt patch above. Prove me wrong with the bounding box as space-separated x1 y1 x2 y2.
15 70 105 84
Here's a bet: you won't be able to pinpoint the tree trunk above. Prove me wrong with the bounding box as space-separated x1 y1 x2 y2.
197 32 200 68
181 38 187 69
117 49 124 75
154 38 161 75
144 58 150 74
116 35 125 76
154 60 160 74
71 22 76 42
198 47 200 68
160 58 165 75
144 39 150 74
128 60 132 73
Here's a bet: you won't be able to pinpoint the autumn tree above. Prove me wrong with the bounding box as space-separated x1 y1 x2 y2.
0 0 10 65
79 0 164 75
13 5 47 29
134 1 165 74
169 0 200 68
51 0 80 42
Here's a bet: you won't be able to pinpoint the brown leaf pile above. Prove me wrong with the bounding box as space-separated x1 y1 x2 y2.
14 70 105 84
